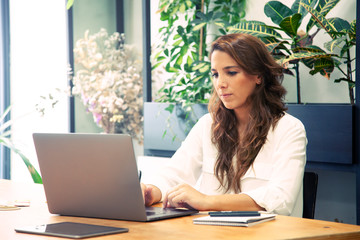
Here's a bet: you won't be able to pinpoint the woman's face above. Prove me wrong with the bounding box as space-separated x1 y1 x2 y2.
211 50 260 114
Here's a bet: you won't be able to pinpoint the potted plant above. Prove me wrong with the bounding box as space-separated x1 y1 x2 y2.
145 0 247 155
230 0 356 104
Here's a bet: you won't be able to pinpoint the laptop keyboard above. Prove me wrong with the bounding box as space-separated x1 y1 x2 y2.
146 207 170 216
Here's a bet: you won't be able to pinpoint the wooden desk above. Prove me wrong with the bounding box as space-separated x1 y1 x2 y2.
1 179 360 240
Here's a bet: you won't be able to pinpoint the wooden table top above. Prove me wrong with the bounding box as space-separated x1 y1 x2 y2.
1 179 360 240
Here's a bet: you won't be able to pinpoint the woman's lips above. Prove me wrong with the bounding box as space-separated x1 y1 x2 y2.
221 93 232 98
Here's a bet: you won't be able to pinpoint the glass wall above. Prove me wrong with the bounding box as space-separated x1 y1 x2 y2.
72 0 144 155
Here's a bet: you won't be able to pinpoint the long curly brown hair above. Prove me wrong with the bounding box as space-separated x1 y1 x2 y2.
208 33 287 193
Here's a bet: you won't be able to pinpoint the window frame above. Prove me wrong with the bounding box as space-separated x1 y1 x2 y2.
0 0 11 179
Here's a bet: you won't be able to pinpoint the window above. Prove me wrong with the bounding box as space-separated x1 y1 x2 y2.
8 1 69 182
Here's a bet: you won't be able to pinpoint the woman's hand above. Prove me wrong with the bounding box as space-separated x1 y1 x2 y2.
162 184 265 212
141 183 162 206
163 183 209 210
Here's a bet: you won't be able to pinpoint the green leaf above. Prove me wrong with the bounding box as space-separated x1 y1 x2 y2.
213 11 225 20
334 77 354 85
316 0 340 15
339 44 353 58
280 50 334 65
162 130 167 139
170 5 180 16
309 58 334 78
156 56 166 62
175 55 183 67
192 22 206 31
192 75 203 83
300 2 337 39
196 11 209 21
214 21 226 29
0 105 11 132
180 44 189 56
324 37 344 52
291 0 317 20
293 46 327 53
186 56 193 66
328 17 351 32
173 34 181 40
151 62 162 70
170 46 179 57
198 63 210 73
348 20 356 41
176 25 185 37
279 13 302 37
192 62 207 71
297 45 327 68
219 28 227 35
306 0 340 31
16 150 43 184
0 138 42 183
66 0 74 10
229 21 282 39
165 104 175 113
265 40 290 53
264 1 293 25
179 2 186 13
165 63 178 72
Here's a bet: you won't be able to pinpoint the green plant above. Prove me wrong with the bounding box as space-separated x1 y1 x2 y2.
301 1 356 104
0 106 42 184
229 0 356 104
153 0 247 113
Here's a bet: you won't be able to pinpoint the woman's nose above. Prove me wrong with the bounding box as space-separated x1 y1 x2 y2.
217 75 227 88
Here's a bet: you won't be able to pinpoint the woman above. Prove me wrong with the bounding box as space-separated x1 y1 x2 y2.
141 33 307 217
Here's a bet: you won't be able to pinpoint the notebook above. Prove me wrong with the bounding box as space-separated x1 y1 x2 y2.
193 213 276 227
33 133 198 222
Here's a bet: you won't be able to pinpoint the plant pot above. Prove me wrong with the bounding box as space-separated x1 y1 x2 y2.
143 102 207 157
287 104 353 164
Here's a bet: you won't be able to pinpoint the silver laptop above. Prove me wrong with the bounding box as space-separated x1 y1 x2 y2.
33 133 198 222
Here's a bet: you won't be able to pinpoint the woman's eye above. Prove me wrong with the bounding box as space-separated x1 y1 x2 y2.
228 71 237 76
211 73 218 78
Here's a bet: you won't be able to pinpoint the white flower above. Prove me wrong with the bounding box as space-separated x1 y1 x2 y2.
72 29 143 142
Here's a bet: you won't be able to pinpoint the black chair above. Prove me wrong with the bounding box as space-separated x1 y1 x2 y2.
303 171 319 219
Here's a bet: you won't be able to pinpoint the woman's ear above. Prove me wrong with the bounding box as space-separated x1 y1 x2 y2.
256 76 262 85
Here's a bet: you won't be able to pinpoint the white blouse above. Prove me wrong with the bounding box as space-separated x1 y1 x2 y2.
146 113 307 217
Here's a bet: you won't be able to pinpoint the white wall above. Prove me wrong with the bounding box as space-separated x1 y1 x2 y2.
9 1 69 182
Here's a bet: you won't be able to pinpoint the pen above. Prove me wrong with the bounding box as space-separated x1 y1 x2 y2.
209 211 261 217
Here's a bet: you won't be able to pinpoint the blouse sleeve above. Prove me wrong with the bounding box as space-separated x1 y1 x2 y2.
241 114 307 216
144 114 210 200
